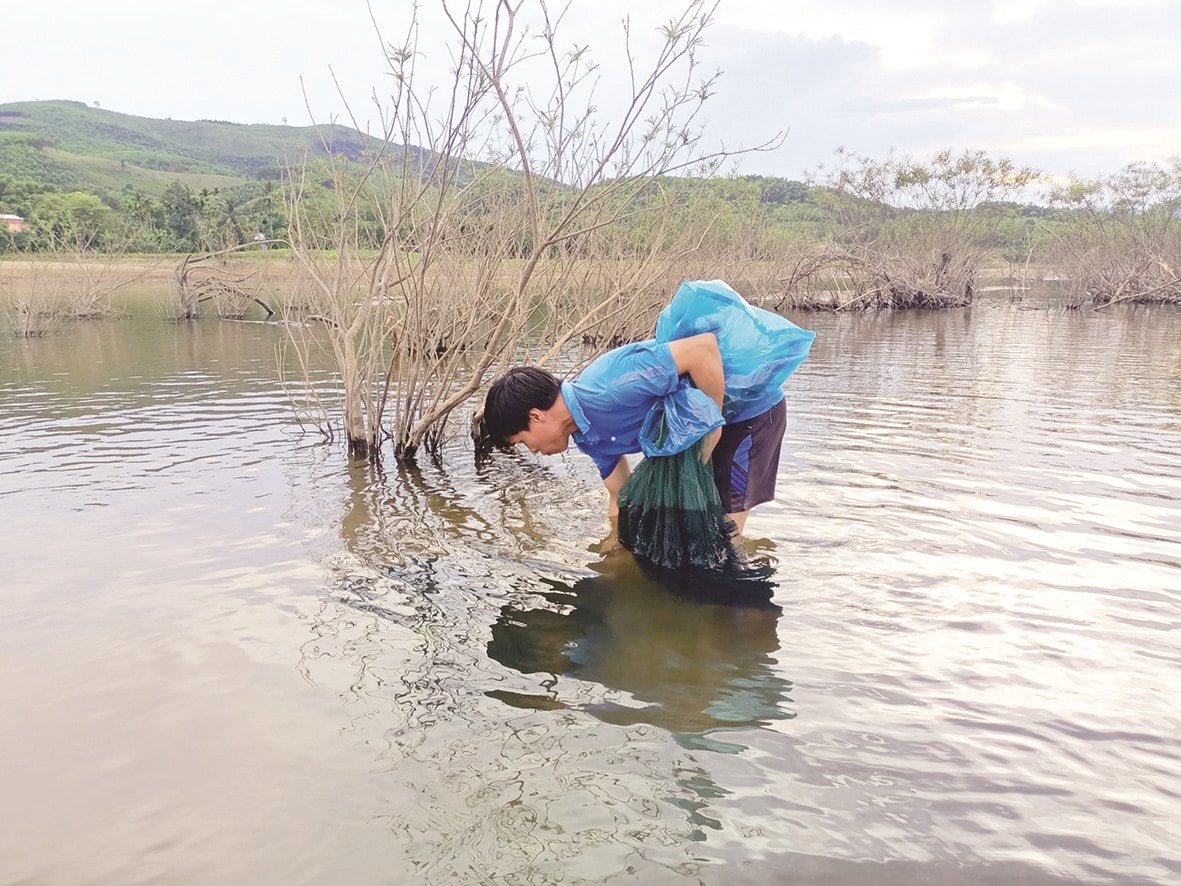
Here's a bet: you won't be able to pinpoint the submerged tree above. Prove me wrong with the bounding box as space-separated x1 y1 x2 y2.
285 0 768 462
790 148 1039 309
1 193 156 336
1046 158 1181 307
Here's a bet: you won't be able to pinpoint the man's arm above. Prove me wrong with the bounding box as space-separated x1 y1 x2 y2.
667 332 725 459
603 456 632 520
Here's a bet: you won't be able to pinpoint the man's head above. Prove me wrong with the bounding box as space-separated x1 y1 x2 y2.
482 366 572 455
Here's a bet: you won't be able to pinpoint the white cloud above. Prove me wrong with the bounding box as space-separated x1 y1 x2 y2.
999 125 1181 159
913 82 1063 112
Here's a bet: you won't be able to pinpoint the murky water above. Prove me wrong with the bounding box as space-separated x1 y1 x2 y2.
1 298 1178 884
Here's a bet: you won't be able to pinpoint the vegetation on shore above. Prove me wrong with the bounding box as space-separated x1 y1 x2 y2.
4 99 1179 312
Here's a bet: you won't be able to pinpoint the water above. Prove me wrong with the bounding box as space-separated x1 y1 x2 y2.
1 300 1178 884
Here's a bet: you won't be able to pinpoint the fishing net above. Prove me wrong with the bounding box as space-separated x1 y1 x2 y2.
617 439 745 573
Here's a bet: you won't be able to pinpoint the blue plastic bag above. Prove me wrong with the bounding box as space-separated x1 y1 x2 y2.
639 379 724 457
655 279 815 422
636 280 814 457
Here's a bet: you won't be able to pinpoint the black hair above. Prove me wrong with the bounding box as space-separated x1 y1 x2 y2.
481 366 561 445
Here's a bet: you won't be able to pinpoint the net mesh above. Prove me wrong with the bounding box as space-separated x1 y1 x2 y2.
616 440 744 572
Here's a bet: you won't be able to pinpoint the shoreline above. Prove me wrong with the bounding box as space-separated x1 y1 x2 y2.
3 255 1178 311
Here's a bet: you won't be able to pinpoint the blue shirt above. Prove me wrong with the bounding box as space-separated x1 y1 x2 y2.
562 338 785 479
562 340 681 479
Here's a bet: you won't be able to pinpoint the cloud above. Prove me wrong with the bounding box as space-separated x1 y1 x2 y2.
695 33 885 173
909 82 1063 112
698 0 1181 177
2 0 1178 181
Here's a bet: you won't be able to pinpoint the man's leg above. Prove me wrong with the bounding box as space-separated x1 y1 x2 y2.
728 510 750 535
711 399 787 534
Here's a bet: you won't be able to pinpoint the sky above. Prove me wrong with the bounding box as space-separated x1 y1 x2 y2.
5 0 1180 184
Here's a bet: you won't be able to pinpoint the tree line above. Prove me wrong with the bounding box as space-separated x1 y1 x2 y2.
4 155 1180 312
0 176 286 253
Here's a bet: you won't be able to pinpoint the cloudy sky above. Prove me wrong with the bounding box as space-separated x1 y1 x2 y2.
5 0 1178 182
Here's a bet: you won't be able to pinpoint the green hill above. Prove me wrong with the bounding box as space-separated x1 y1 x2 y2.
0 100 386 199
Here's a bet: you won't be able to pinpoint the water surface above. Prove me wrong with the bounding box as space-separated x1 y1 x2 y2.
1 299 1178 884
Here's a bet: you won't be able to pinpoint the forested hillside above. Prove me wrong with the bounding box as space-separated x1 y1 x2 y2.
0 100 378 184
0 99 826 256
0 100 387 251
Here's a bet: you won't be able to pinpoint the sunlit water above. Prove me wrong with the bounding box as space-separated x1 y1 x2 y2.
1 299 1178 884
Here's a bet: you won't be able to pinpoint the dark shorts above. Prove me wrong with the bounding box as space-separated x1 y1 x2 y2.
712 398 787 514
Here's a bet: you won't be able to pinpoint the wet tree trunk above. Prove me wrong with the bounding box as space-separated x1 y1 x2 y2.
339 336 376 460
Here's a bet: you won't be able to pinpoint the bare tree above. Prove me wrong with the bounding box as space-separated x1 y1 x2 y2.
173 242 281 320
284 0 772 462
796 148 1039 309
1 220 158 337
1046 159 1181 307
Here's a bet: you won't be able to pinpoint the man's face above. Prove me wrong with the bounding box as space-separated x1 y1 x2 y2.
507 408 570 455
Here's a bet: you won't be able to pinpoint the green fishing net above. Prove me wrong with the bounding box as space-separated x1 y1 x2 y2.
617 440 744 573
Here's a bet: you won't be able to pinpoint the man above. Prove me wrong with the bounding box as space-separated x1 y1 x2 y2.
482 330 787 536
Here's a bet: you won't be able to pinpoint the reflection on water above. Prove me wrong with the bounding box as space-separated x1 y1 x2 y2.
487 553 792 753
2 302 1180 884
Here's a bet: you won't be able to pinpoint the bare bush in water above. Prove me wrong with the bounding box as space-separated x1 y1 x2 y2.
783 148 1038 310
0 222 157 337
174 244 280 320
1046 159 1181 308
0 261 77 337
284 0 774 463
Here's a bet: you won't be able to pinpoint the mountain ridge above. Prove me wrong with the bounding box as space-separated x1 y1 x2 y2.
0 99 388 198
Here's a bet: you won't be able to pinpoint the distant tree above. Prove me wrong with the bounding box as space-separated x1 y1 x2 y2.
160 182 203 251
752 177 809 205
29 191 113 250
0 172 58 219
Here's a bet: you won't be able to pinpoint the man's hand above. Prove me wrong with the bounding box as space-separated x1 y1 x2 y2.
700 426 722 463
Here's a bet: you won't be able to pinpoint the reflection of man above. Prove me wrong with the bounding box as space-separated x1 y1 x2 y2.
486 555 794 744
482 331 787 536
